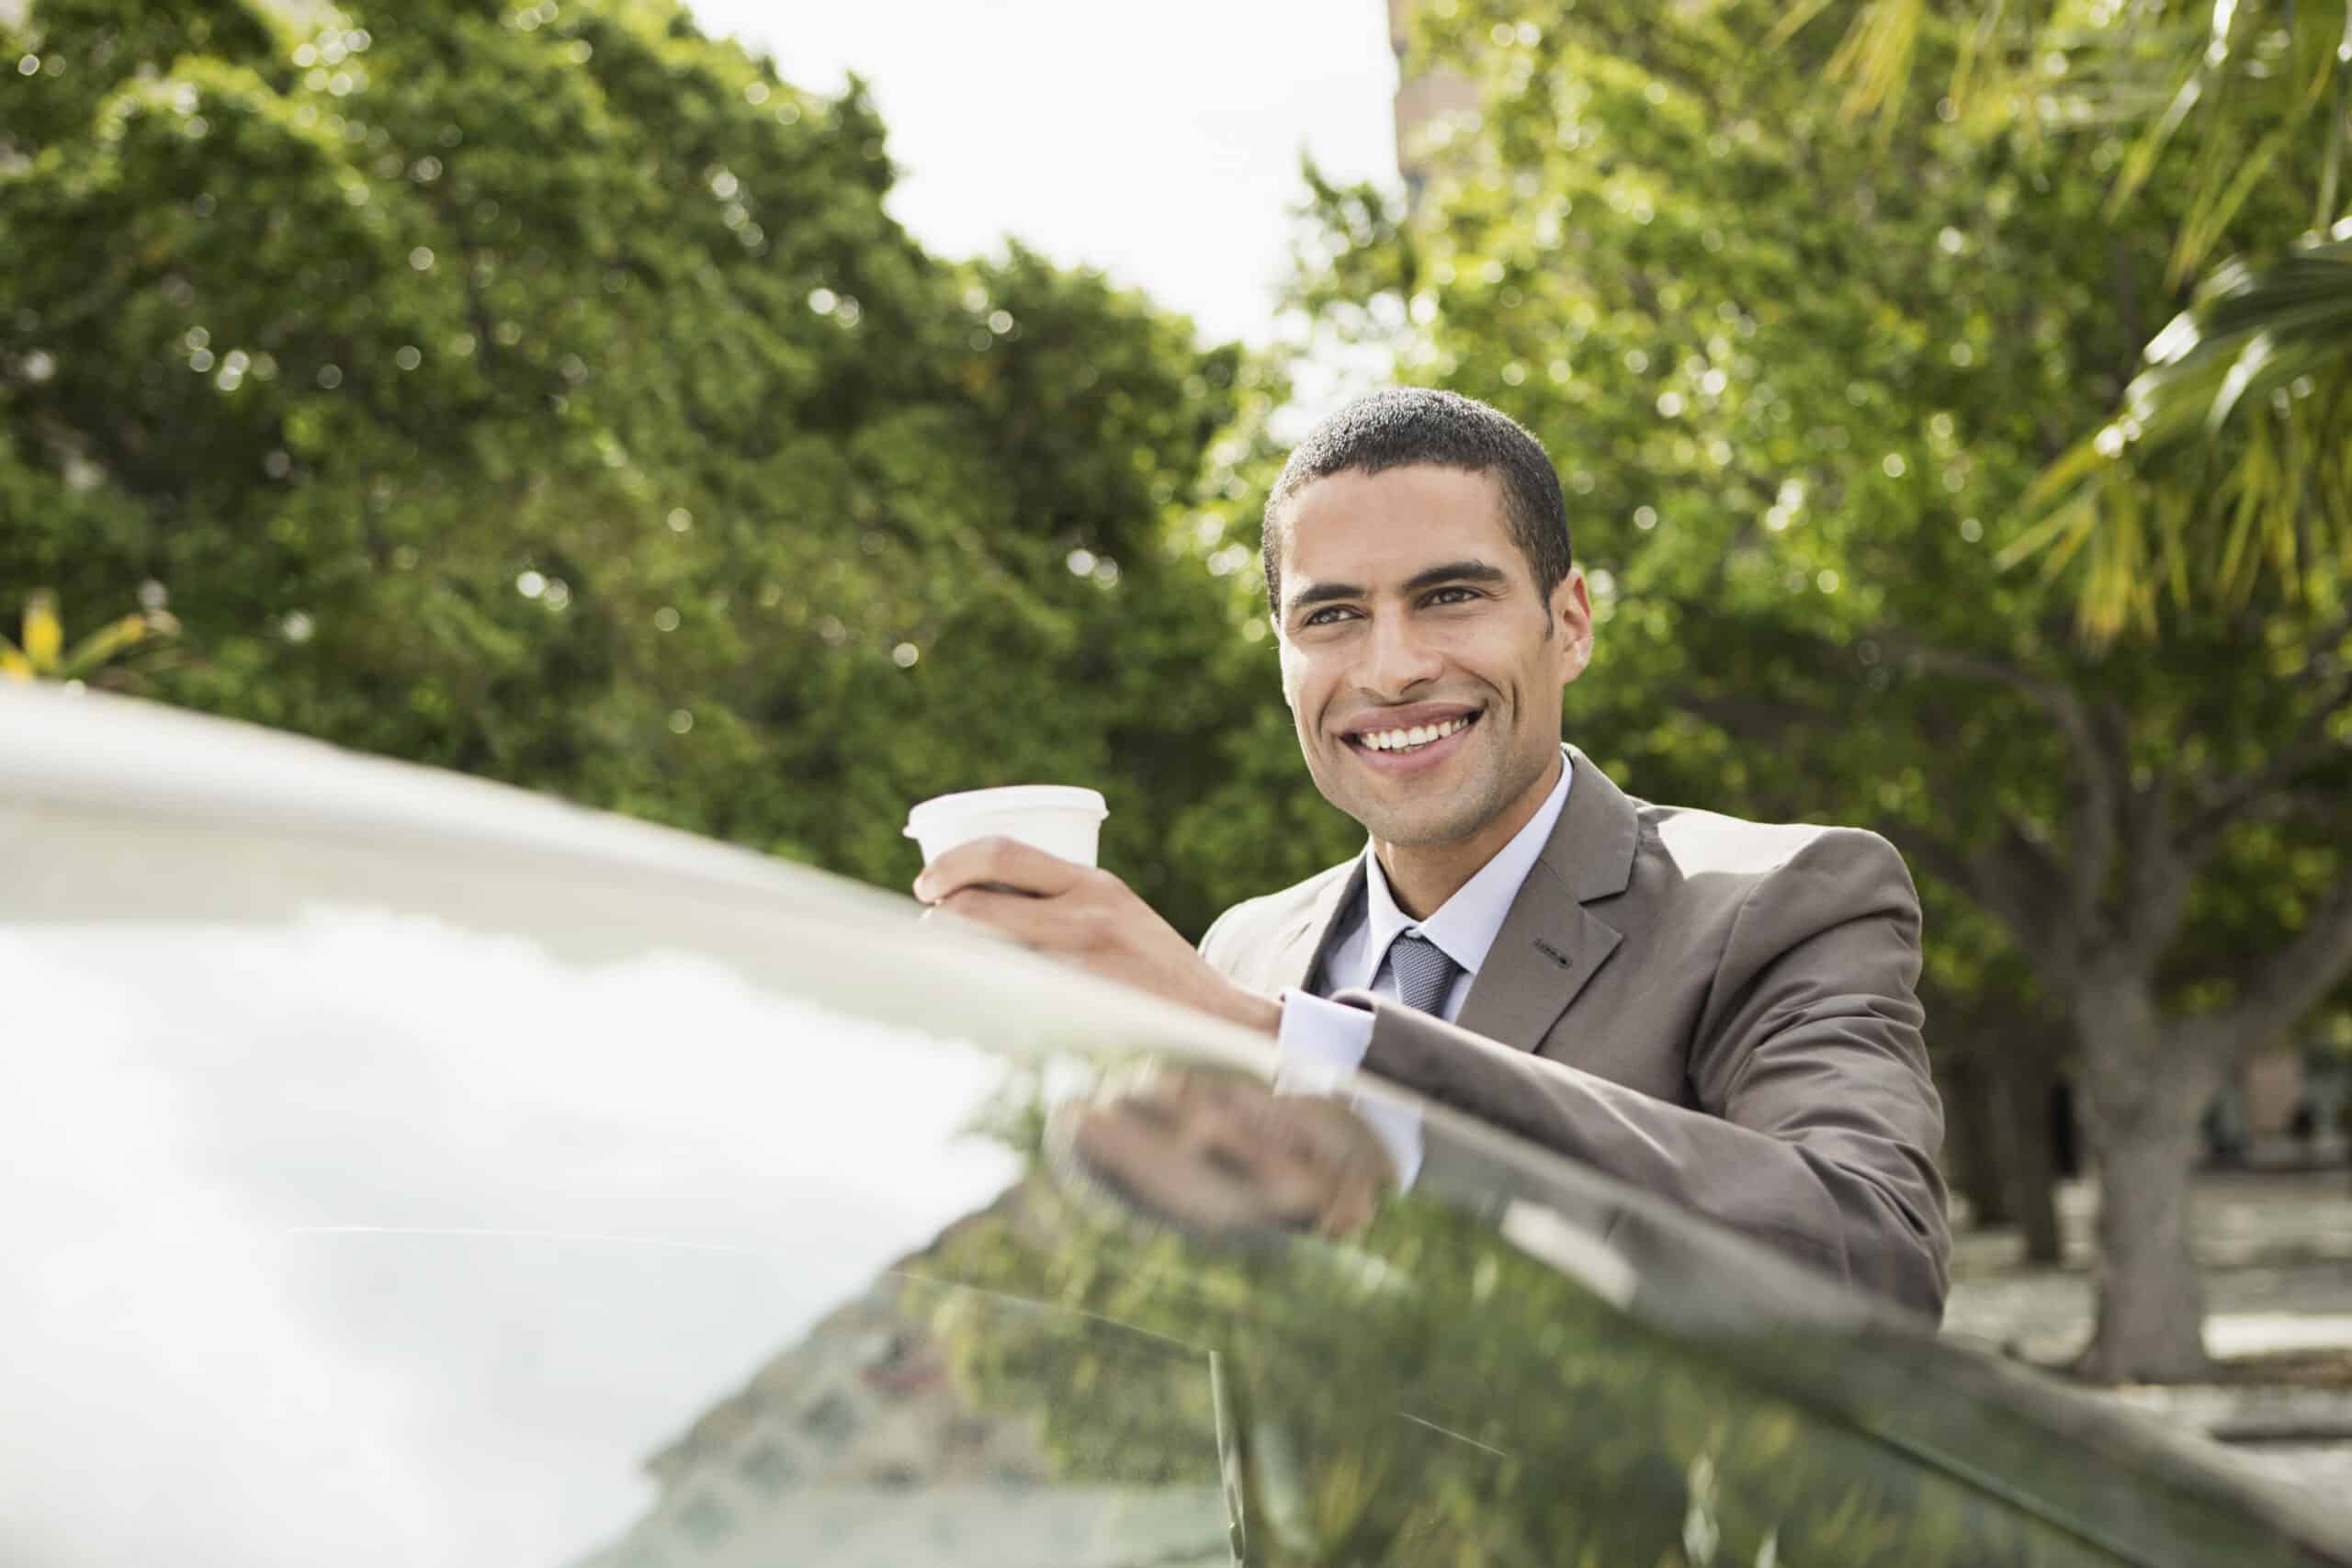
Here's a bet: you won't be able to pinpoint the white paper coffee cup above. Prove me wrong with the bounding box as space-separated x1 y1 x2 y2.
905 784 1109 869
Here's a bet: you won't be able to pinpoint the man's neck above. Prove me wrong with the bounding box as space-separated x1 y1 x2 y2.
1373 750 1564 920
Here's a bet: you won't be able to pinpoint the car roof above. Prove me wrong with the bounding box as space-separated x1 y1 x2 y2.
0 683 1274 1075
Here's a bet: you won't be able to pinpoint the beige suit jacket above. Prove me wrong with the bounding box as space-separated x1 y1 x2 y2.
1199 748 1950 1317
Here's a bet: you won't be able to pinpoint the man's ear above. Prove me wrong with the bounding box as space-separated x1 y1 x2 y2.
1552 568 1595 684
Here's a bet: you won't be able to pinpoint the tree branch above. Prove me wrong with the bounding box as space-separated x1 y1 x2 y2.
1886 825 1980 901
2074 697 2131 934
2123 836 2201 968
1982 811 2075 944
2178 656 2352 851
1883 633 2124 937
1891 807 2079 990
2110 233 2146 390
2216 874 2352 1050
1666 692 1843 743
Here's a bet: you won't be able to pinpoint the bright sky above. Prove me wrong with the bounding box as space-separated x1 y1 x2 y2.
684 0 1404 351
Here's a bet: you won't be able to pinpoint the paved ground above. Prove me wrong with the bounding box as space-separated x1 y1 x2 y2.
1944 1169 2352 1512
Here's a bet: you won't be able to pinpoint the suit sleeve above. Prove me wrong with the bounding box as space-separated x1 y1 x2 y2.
1340 829 1950 1318
1195 904 1237 964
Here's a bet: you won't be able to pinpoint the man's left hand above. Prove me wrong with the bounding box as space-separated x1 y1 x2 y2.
914 836 1279 1038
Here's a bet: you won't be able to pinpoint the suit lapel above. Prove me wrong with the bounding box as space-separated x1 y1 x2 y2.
1453 747 1640 1051
1261 857 1366 996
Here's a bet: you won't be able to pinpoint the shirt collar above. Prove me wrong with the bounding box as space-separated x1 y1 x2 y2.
1360 748 1574 981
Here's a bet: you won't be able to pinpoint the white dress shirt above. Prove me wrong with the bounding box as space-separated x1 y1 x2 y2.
1274 750 1575 1182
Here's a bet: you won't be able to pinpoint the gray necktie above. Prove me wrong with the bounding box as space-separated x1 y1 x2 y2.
1386 931 1461 1018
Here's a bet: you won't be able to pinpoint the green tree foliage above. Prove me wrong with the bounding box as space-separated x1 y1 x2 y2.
0 0 1345 934
1770 0 2352 642
1305 0 2352 1380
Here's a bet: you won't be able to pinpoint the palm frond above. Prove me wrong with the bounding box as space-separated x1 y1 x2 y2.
1762 0 1844 53
2015 226 2352 637
2109 61 2210 212
2130 226 2352 436
1826 0 1928 120
2 592 179 683
1951 0 2011 108
62 614 158 679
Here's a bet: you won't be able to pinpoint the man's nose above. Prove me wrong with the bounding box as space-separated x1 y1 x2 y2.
1359 612 1442 697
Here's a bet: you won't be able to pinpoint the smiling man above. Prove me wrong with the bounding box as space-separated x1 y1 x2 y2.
917 388 1950 1317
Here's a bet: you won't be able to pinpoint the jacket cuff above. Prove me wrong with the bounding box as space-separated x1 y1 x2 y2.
1274 988 1423 1188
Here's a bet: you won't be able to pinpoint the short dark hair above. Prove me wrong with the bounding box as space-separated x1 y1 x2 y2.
1261 388 1572 612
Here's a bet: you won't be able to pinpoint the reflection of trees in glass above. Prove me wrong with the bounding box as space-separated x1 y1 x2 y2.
922 1274 1221 1494
579 1062 2325 1566
906 1072 2321 1567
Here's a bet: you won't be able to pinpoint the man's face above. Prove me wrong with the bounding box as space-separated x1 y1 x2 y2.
1272 465 1592 849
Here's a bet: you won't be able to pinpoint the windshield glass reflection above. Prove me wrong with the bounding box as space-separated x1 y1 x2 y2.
0 909 1019 1567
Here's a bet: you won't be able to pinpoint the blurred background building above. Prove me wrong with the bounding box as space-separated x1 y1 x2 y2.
1386 0 1476 204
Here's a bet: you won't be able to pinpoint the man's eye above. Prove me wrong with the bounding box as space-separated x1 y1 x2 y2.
1427 587 1479 606
1300 606 1352 627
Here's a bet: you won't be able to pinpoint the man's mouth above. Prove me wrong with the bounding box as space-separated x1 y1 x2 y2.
1344 710 1481 756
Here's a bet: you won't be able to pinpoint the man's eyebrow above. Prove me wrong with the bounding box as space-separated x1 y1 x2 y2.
1283 559 1512 617
1285 580 1365 613
1402 559 1511 593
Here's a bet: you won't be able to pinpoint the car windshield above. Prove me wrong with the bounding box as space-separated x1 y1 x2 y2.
4 911 1096 1566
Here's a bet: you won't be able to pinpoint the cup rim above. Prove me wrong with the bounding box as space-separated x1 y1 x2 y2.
904 785 1108 836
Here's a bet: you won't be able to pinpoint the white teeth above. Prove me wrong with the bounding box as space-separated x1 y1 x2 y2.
1359 716 1471 752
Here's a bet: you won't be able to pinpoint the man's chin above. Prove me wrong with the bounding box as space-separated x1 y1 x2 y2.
1347 798 1486 852
1310 750 1484 838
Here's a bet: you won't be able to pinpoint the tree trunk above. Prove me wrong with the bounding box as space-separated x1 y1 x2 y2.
1946 1058 2013 1227
2072 978 2220 1383
1994 1050 2064 1265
